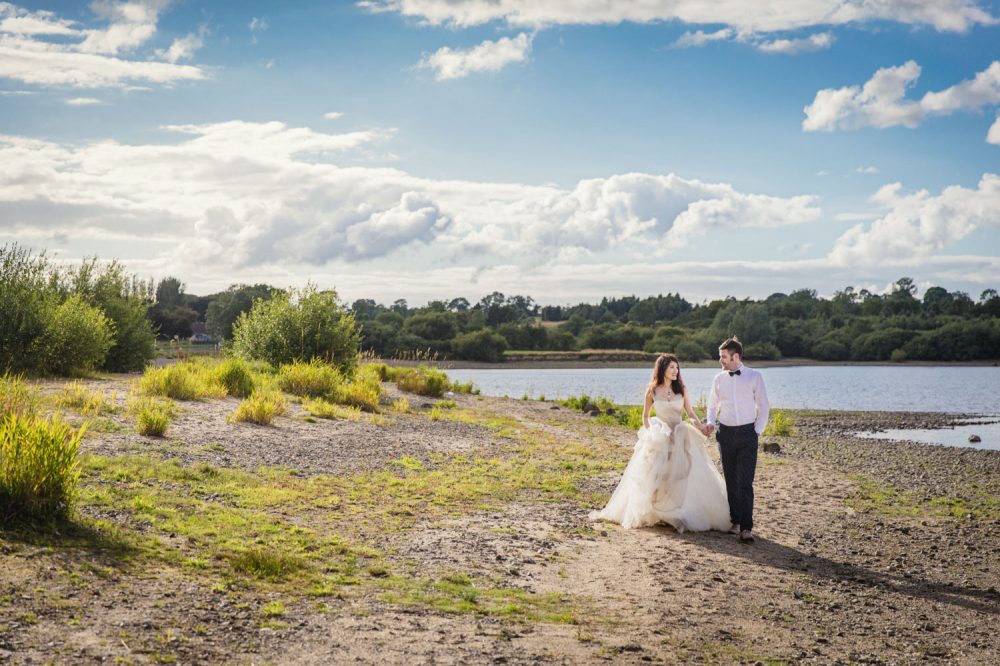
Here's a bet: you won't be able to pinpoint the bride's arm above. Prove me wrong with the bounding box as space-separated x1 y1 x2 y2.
682 389 704 431
642 389 653 429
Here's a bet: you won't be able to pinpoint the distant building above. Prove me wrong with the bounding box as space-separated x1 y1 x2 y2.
190 333 214 344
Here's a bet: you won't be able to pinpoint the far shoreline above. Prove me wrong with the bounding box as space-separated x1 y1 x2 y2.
390 358 1000 370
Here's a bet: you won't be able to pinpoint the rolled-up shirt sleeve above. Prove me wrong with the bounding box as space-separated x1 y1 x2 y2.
753 372 770 434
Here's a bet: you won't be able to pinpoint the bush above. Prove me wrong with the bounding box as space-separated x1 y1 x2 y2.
303 397 361 421
451 329 508 362
394 365 449 397
811 337 849 361
0 413 83 523
890 348 907 363
138 362 225 401
0 245 57 374
331 364 382 411
214 357 257 398
744 342 782 361
32 295 114 376
66 259 155 372
675 338 706 362
0 373 40 418
277 360 341 398
134 400 171 436
230 390 287 425
231 286 361 374
764 410 796 437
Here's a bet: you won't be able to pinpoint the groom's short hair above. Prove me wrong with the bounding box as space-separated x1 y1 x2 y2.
719 336 743 358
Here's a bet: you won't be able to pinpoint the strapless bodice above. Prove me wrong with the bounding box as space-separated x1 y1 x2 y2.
652 392 684 427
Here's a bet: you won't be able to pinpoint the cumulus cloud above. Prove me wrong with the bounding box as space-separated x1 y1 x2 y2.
856 165 879 174
155 29 204 63
756 32 834 54
418 33 532 80
989 116 1000 145
829 173 1000 265
0 1 206 88
359 0 996 33
324 111 344 120
0 119 822 275
804 60 1000 142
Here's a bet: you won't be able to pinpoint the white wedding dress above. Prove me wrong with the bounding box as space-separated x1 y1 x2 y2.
589 387 731 531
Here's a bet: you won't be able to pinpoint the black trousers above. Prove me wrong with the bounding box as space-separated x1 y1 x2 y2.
716 423 758 531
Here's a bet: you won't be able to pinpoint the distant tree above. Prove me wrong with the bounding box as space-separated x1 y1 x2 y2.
351 298 383 321
206 284 277 340
448 297 470 312
452 329 508 362
155 276 185 308
922 286 952 316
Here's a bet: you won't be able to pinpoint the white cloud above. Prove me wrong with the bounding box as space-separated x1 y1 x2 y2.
803 60 924 131
358 0 996 33
804 60 1000 142
0 119 821 277
248 16 268 32
324 111 343 120
989 116 1000 145
155 30 204 63
418 32 532 81
65 96 101 105
816 170 830 177
0 2 206 88
856 165 879 174
829 173 1000 265
670 28 733 49
756 31 834 54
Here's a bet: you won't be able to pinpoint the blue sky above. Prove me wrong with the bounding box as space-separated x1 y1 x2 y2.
1 0 999 304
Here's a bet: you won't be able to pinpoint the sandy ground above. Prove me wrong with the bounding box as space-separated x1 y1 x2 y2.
1 375 998 665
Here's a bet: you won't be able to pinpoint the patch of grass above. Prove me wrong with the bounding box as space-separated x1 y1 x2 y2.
86 417 126 434
449 380 479 395
213 357 258 398
138 362 226 401
0 372 39 418
129 397 174 437
260 600 286 616
230 390 287 425
764 410 796 437
53 381 117 416
848 475 1000 521
394 365 449 398
391 398 410 413
434 399 457 409
0 413 84 524
231 547 303 579
277 360 340 398
303 398 361 421
331 369 381 411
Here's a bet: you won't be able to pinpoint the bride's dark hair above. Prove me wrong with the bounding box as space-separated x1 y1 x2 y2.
647 353 685 398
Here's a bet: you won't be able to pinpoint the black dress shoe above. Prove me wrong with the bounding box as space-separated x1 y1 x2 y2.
739 530 755 544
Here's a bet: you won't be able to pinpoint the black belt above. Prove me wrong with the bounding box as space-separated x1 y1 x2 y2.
718 423 755 431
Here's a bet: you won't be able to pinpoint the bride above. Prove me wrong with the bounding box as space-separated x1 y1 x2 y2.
589 353 731 532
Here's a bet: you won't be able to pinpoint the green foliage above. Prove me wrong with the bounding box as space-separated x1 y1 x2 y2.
32 295 115 376
394 365 449 397
452 329 508 361
0 373 40 418
134 399 171 437
138 362 226 401
0 411 83 524
230 547 302 579
0 245 57 374
53 381 116 416
744 341 782 361
205 283 277 340
66 258 155 372
331 365 382 411
449 380 479 395
213 357 257 398
231 286 361 373
763 410 796 437
277 360 341 398
231 390 287 425
303 397 362 421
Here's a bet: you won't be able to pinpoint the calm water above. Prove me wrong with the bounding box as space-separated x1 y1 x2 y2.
445 365 1000 450
445 366 1000 413
856 418 1000 450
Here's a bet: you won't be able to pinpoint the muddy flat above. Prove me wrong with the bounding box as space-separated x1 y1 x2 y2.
1 375 998 665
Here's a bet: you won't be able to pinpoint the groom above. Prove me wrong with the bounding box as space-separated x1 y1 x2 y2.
704 336 770 544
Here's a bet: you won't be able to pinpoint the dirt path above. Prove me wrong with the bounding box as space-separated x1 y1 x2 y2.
1 376 997 664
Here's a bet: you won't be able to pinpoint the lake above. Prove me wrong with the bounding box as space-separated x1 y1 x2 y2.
444 365 1000 450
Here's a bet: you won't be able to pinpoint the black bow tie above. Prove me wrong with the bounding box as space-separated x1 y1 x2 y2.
729 370 741 376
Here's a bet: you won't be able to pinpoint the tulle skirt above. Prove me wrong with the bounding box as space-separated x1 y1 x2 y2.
589 418 731 531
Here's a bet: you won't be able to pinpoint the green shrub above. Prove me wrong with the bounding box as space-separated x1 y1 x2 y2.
32 295 114 376
231 390 287 425
131 398 172 436
449 380 479 395
277 360 341 397
363 362 391 381
0 414 83 523
231 286 361 373
214 357 257 398
0 245 57 374
333 376 381 411
451 329 508 362
65 259 155 372
138 362 226 401
394 365 449 397
744 341 782 361
764 410 796 437
434 399 457 409
890 348 907 363
0 373 40 418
